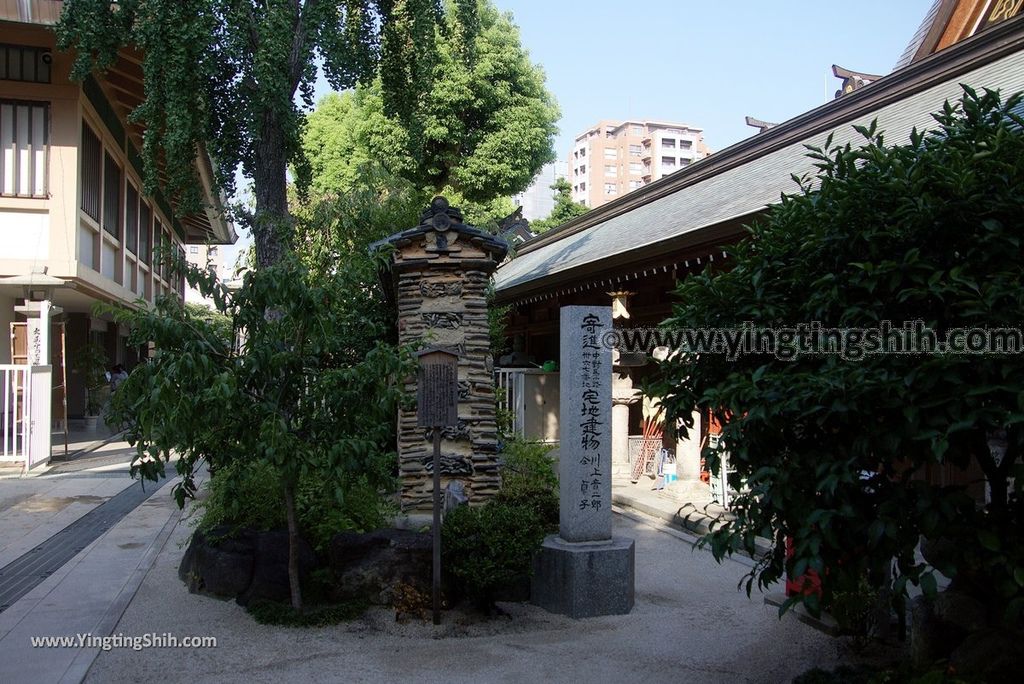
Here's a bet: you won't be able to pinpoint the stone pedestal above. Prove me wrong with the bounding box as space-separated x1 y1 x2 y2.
531 306 635 618
532 535 635 618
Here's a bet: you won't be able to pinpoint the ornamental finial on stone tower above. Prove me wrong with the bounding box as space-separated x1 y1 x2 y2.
420 196 464 228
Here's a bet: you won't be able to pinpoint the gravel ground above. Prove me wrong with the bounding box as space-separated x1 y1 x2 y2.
86 511 850 684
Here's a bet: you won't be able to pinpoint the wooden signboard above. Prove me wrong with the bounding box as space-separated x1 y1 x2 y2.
416 348 459 428
414 346 460 625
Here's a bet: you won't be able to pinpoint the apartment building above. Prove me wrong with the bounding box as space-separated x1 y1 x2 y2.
184 243 230 307
0 3 235 421
569 120 710 208
511 161 569 221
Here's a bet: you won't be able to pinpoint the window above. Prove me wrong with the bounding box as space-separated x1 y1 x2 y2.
579 164 585 174
139 202 152 265
579 148 586 157
661 156 676 167
680 140 692 149
604 183 617 195
630 125 643 136
158 225 170 280
604 148 617 160
209 246 218 256
662 138 676 148
629 144 642 156
0 44 52 84
81 123 101 219
629 162 643 174
177 246 187 298
102 152 122 238
1 100 48 198
162 227 171 280
190 245 199 254
125 182 139 254
579 182 585 191
604 164 616 177
629 180 643 190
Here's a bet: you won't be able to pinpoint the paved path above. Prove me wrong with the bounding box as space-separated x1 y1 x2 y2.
86 514 847 684
0 442 183 683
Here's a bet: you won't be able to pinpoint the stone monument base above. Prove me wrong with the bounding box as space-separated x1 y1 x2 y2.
531 535 635 618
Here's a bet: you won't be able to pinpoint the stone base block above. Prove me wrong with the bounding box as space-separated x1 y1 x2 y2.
531 534 635 618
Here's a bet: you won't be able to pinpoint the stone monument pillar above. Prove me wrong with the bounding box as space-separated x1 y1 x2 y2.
373 197 508 514
532 306 635 618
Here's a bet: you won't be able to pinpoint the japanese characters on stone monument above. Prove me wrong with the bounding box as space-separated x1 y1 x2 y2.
372 197 508 514
559 306 613 542
532 305 635 618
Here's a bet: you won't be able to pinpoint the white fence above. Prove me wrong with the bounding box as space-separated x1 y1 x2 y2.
494 368 560 443
1 364 51 471
1 364 31 464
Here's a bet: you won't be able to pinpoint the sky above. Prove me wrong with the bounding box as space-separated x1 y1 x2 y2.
225 0 936 267
488 0 936 156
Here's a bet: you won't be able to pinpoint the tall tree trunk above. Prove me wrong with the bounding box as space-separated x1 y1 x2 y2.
253 112 291 269
283 481 303 613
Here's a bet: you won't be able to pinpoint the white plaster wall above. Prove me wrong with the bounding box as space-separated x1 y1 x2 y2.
0 209 49 260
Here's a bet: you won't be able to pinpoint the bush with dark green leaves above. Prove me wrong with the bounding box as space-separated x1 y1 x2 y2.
197 460 394 551
441 501 548 609
495 437 558 529
650 87 1024 624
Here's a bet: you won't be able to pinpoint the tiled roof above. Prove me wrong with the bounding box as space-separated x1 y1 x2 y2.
494 30 1024 301
893 0 946 70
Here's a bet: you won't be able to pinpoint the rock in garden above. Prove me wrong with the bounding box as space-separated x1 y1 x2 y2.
910 590 990 667
178 527 256 598
328 529 431 604
237 530 316 606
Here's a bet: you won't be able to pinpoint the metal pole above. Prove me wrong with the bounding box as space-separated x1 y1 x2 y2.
432 426 442 625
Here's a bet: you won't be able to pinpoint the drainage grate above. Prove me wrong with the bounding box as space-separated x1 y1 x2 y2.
0 478 171 613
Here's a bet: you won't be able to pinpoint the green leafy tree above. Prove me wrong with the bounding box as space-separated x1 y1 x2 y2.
56 0 469 268
530 177 588 233
650 88 1024 625
301 0 559 206
106 246 414 612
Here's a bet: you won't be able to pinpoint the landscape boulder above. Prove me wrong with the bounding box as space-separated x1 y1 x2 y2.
328 529 431 604
179 527 315 605
910 589 990 667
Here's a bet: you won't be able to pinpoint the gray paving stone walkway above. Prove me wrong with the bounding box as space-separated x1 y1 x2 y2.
0 442 183 683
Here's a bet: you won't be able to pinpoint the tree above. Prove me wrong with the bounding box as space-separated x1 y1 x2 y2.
301 0 559 206
530 177 588 233
106 244 413 613
57 0 469 268
650 88 1024 626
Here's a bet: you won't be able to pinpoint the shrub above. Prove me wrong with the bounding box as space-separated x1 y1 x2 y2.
496 437 559 529
649 87 1024 623
442 501 548 609
197 461 285 537
500 437 557 491
197 461 396 551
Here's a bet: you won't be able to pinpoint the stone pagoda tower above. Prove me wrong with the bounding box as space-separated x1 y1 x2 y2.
373 197 509 513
